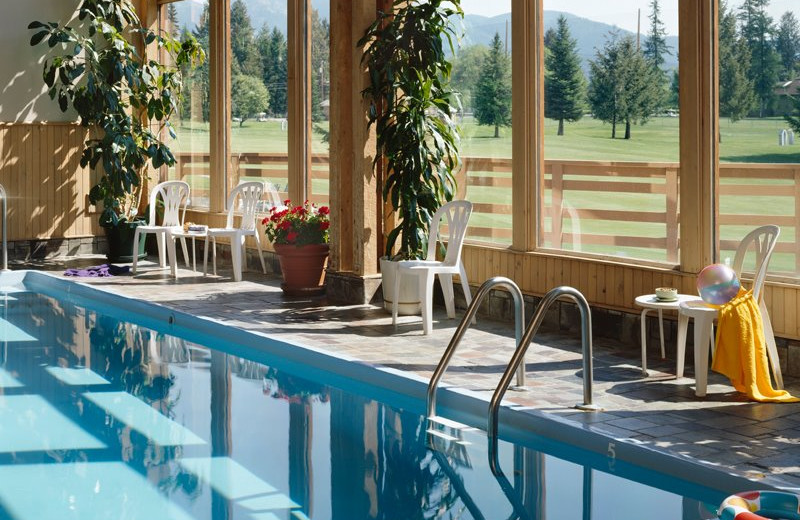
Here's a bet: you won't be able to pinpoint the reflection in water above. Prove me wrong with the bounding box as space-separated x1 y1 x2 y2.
0 289 718 520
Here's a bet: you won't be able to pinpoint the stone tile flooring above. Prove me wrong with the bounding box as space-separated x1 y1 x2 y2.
31 256 800 490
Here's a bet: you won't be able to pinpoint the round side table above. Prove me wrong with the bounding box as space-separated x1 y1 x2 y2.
634 293 701 376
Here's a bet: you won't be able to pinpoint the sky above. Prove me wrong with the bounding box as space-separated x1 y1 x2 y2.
459 0 798 36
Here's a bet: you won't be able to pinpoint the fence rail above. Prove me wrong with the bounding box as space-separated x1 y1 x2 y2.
173 152 800 273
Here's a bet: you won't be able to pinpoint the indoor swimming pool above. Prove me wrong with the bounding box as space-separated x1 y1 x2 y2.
0 272 768 519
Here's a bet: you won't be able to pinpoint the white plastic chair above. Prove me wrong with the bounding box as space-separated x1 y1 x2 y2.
203 181 267 282
131 181 191 278
391 200 473 335
677 225 782 397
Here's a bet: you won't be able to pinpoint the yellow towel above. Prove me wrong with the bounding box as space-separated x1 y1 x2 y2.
712 288 798 402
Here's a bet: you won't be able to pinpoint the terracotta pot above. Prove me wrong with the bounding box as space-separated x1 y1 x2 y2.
274 243 329 296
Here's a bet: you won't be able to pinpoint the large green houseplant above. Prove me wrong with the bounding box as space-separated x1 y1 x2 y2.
359 0 463 313
29 0 204 261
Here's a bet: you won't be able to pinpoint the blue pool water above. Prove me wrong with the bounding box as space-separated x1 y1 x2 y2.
0 274 751 519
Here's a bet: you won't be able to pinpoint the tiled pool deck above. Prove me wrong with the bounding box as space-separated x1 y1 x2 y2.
33 257 800 491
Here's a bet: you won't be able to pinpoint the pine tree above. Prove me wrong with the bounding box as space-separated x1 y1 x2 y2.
719 1 757 122
166 3 180 38
589 34 661 139
775 12 800 81
257 26 288 117
544 15 585 136
473 33 511 138
643 0 671 70
738 0 779 116
310 9 330 122
231 0 262 78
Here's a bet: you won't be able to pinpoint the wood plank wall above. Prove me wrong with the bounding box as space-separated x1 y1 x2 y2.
0 123 100 241
461 244 800 341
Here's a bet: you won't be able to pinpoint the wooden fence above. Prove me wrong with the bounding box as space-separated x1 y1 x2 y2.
174 152 800 273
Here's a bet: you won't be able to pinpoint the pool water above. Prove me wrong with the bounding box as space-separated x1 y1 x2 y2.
0 281 730 519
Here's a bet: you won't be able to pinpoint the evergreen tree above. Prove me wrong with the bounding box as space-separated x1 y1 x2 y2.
588 34 661 139
738 0 779 116
231 0 262 77
719 1 757 122
643 0 671 70
166 3 180 37
310 9 330 122
784 95 800 134
258 26 288 117
544 15 585 136
473 33 511 137
181 2 210 122
450 44 488 113
775 12 800 80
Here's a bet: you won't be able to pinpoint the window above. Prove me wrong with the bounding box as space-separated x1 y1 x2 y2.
539 0 680 264
309 0 330 206
159 0 211 209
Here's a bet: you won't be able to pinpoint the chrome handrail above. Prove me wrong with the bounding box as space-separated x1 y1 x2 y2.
489 286 600 475
0 184 7 271
427 276 525 420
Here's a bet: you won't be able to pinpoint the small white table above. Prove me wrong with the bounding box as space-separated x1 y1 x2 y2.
634 294 701 376
171 228 207 272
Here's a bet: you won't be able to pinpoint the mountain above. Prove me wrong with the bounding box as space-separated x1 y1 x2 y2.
461 11 678 72
171 3 677 72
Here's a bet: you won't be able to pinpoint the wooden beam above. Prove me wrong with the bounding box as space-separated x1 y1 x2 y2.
288 0 311 205
511 0 542 251
208 0 230 213
678 0 717 272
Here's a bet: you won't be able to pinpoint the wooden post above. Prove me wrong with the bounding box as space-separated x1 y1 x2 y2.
511 0 542 252
209 0 230 214
551 163 563 248
678 0 717 272
288 0 311 205
666 167 679 264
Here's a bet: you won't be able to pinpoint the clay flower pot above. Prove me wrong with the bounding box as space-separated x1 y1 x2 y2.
273 243 329 296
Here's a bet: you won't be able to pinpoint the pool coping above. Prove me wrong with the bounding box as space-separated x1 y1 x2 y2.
8 269 782 504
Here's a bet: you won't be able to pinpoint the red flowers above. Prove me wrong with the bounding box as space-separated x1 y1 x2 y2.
261 199 330 246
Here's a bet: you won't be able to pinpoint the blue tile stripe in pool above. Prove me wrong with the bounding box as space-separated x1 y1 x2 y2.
0 317 36 343
83 391 206 447
45 366 110 386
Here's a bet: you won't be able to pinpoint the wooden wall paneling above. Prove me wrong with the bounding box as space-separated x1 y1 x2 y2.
785 287 797 338
46 125 56 238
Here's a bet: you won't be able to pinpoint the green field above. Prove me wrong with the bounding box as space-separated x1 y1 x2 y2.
171 116 800 272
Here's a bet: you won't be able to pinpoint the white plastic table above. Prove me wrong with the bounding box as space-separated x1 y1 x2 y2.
170 228 207 272
634 293 702 376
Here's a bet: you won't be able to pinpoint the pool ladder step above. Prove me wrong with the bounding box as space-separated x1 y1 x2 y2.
426 277 600 476
426 415 478 445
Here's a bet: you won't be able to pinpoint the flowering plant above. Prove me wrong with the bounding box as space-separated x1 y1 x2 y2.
262 200 330 246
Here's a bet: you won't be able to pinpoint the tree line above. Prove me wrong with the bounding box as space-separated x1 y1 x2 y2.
167 0 330 126
451 0 800 139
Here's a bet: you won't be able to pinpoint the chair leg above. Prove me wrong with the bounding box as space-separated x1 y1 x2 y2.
231 234 243 282
166 232 178 278
254 232 266 273
420 270 436 335
203 236 210 276
212 237 217 276
676 312 689 378
458 264 475 325
180 237 190 268
392 266 402 328
131 228 142 274
657 308 666 358
693 314 715 397
640 308 650 376
440 273 455 319
156 232 166 268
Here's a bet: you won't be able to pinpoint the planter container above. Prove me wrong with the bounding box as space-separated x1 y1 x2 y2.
274 243 329 296
105 220 147 263
380 257 422 315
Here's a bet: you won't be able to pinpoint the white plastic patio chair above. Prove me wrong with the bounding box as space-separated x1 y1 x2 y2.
131 180 191 278
391 200 473 335
203 181 267 282
677 225 782 397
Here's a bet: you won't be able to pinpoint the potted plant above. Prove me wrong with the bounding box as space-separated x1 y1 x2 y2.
29 0 204 262
262 200 330 296
359 0 464 313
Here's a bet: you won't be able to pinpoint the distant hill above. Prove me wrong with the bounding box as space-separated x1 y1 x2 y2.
172 4 677 72
461 11 678 72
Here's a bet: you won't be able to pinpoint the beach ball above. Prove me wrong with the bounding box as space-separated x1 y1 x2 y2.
696 263 740 305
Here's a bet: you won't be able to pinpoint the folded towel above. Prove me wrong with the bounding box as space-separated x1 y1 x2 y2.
712 288 798 402
64 264 130 277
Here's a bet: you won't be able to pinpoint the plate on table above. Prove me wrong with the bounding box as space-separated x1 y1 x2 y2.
655 295 678 302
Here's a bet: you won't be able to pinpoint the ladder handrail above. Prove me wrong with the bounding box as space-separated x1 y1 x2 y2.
489 285 599 476
427 276 525 420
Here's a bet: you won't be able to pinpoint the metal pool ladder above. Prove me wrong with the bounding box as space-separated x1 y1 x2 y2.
426 279 601 474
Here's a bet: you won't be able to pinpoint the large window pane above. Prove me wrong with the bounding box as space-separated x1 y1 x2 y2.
161 1 211 209
455 0 513 244
310 1 330 206
540 0 680 264
717 0 800 277
229 0 289 204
